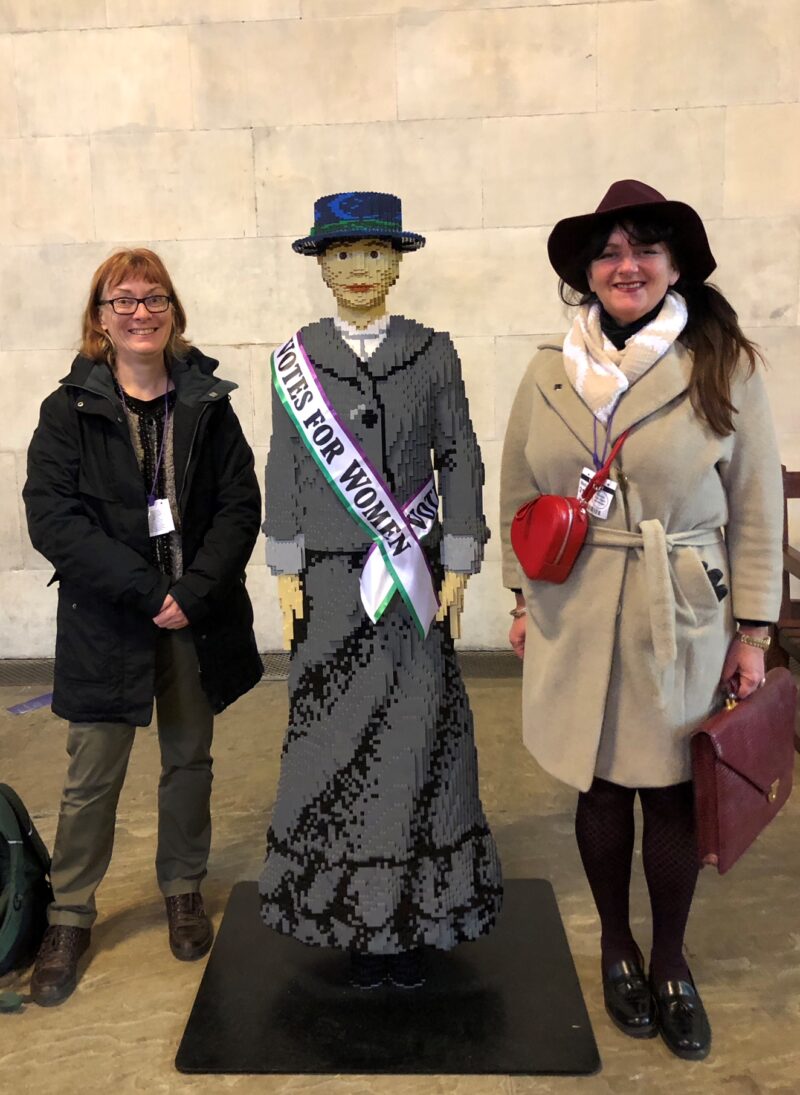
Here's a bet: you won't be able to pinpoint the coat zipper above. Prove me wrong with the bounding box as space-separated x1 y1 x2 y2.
178 404 211 510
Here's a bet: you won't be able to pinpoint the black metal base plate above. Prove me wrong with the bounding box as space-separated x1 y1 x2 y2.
176 879 600 1076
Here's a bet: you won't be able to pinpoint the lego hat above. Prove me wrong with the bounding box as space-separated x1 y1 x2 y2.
547 179 716 293
292 192 426 256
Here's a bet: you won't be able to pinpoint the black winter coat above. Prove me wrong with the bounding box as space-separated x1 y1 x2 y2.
23 349 263 725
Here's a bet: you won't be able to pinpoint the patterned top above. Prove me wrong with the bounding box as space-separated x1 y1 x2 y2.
117 383 183 580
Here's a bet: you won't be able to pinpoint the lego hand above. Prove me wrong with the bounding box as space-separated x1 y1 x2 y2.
435 571 469 639
277 573 304 650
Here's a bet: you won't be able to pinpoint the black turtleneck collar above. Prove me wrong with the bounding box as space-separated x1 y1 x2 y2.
600 297 666 351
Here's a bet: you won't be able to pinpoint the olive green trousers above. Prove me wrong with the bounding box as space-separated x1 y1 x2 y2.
48 629 214 929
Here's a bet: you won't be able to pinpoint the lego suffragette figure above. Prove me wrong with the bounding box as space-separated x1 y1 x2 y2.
259 192 502 988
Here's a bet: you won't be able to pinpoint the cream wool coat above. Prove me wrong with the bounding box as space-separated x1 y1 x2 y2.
500 341 783 792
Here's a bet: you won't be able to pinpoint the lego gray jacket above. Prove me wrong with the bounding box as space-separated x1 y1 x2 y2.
263 316 488 572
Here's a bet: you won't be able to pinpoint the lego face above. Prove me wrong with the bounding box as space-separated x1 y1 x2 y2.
317 239 401 314
586 226 679 325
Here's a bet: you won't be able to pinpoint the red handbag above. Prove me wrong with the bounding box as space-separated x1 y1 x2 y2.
691 667 797 874
510 429 630 583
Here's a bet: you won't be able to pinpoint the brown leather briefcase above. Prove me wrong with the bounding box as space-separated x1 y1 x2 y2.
691 667 797 874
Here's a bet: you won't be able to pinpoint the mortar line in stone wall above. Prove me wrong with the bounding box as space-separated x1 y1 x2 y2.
298 2 640 17
0 328 585 356
7 32 21 143
593 0 599 114
186 22 197 131
11 452 25 568
245 346 257 443
87 134 98 244
21 98 792 142
392 13 399 123
480 117 486 229
3 211 791 260
249 128 259 237
720 104 730 222
155 99 789 134
391 107 727 128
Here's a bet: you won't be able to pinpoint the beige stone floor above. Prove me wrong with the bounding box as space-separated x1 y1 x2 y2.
1 670 799 1095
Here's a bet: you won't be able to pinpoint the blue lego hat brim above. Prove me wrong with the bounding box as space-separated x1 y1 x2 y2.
292 191 426 256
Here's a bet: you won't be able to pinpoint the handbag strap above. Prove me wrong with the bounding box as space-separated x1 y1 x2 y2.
581 428 631 505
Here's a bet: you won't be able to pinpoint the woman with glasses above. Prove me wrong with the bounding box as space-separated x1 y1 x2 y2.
23 248 263 1007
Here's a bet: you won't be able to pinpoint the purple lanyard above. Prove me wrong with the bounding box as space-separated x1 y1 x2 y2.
592 402 619 471
118 384 171 506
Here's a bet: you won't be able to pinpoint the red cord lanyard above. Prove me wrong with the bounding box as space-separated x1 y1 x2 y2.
592 403 620 471
582 428 631 505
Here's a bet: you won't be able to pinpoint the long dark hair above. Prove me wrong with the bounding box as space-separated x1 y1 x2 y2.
559 216 761 437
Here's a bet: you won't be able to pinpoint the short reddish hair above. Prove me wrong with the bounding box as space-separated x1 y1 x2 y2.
80 248 191 364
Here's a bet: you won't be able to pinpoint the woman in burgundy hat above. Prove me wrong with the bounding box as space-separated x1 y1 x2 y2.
500 180 783 1059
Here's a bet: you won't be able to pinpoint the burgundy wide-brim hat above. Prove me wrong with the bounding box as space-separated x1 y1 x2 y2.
547 179 716 293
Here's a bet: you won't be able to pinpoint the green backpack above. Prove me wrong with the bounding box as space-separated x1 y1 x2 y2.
0 784 53 975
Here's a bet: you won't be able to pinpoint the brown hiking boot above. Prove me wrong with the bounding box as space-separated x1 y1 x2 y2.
165 892 213 961
30 925 91 1007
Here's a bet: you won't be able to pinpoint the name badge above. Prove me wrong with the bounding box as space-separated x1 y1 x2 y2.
578 467 618 520
148 498 176 537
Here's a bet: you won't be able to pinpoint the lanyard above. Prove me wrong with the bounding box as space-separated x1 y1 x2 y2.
583 427 632 506
592 402 619 471
118 384 172 506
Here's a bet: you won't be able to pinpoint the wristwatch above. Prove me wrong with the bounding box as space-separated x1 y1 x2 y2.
736 631 771 651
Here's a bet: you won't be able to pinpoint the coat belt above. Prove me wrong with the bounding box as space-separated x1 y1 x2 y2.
586 520 724 667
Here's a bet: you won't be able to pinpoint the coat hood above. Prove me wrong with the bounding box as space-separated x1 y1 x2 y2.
59 347 237 405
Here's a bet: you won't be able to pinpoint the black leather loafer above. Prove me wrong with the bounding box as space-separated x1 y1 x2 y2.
651 976 711 1060
603 957 658 1038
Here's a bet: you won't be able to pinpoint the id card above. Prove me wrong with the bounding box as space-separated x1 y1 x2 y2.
147 498 176 537
578 467 618 520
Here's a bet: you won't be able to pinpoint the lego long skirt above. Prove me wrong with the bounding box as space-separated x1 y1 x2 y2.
259 550 503 954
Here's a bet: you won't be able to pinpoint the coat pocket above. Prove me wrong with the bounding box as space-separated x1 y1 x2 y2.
673 546 725 627
55 583 120 683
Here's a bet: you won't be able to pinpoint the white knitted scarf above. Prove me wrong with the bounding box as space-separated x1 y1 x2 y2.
563 291 688 423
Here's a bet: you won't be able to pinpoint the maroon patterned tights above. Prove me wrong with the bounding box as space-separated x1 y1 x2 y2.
574 777 699 983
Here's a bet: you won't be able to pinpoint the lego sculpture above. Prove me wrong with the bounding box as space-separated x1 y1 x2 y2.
259 192 502 988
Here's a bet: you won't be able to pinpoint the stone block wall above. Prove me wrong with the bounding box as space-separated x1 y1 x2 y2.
1 0 798 655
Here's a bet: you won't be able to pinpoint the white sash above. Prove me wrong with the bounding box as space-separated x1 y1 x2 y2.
271 332 440 638
361 478 438 623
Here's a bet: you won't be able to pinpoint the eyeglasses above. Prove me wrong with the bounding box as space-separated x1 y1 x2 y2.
99 294 172 315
